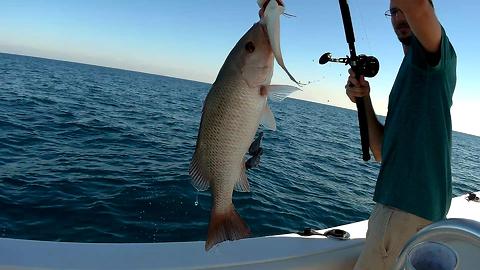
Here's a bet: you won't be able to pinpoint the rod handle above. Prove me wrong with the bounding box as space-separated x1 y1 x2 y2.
355 97 371 161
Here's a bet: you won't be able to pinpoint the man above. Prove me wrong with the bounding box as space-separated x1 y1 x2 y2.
345 0 457 269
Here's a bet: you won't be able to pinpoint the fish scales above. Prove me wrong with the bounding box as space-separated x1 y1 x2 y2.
200 77 266 209
190 0 300 251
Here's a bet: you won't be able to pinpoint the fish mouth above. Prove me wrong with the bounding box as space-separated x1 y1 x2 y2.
258 0 284 17
259 0 301 86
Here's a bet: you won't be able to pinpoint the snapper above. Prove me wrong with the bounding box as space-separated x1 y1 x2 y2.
190 0 300 251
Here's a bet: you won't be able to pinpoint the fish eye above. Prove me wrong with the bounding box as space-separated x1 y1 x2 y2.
245 42 255 53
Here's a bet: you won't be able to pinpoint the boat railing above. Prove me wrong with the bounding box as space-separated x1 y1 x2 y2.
393 218 480 270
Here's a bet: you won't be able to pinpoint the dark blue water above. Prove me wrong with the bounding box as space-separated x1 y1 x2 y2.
1 52 479 243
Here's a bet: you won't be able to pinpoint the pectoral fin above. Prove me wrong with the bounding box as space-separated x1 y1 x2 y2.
264 85 301 102
260 104 276 131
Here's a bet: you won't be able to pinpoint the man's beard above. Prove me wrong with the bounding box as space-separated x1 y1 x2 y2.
395 22 412 46
398 35 412 46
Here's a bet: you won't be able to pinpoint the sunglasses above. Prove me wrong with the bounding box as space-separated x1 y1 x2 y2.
384 8 402 17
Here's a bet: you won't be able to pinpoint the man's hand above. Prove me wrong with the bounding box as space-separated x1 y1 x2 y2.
345 69 384 162
345 69 370 103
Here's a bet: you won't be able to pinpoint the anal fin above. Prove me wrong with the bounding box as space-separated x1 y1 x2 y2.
189 150 210 191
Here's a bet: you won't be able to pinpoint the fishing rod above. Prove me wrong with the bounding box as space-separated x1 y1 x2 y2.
319 0 379 161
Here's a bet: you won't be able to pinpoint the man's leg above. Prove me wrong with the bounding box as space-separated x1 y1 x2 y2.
353 204 432 270
382 206 432 268
353 204 391 270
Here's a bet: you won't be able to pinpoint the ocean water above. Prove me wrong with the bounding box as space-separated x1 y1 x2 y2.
0 52 479 243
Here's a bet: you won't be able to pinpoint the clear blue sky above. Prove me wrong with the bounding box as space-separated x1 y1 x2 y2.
1 0 479 135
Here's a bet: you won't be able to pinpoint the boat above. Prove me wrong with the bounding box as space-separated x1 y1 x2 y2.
1 192 479 270
394 217 480 269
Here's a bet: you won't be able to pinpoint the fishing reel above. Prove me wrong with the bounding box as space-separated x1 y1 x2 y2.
319 52 380 78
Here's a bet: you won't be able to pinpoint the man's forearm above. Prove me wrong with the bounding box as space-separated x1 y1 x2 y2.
391 0 441 53
363 96 384 162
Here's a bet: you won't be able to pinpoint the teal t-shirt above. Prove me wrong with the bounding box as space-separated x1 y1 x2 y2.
373 27 457 222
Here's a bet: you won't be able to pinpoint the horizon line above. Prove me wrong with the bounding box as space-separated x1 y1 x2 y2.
1 51 478 138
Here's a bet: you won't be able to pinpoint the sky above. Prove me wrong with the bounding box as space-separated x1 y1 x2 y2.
1 0 479 136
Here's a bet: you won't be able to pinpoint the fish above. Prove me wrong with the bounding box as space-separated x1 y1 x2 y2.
245 132 263 170
189 0 300 251
245 149 263 170
248 131 263 156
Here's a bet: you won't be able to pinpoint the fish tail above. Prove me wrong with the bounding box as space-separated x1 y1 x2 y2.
204 204 250 251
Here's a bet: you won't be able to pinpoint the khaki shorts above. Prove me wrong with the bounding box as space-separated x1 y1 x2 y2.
353 203 432 270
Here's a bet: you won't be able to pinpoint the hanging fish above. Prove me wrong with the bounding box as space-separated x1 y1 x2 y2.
190 0 300 251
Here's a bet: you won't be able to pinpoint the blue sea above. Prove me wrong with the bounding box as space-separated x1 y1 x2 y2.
0 52 479 243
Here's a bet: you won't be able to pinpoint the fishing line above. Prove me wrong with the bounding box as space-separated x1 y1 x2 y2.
282 12 296 18
298 79 322 86
351 0 373 53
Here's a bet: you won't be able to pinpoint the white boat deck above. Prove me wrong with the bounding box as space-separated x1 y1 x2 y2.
0 192 479 270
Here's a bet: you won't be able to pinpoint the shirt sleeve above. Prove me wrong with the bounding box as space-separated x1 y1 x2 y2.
410 26 457 72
